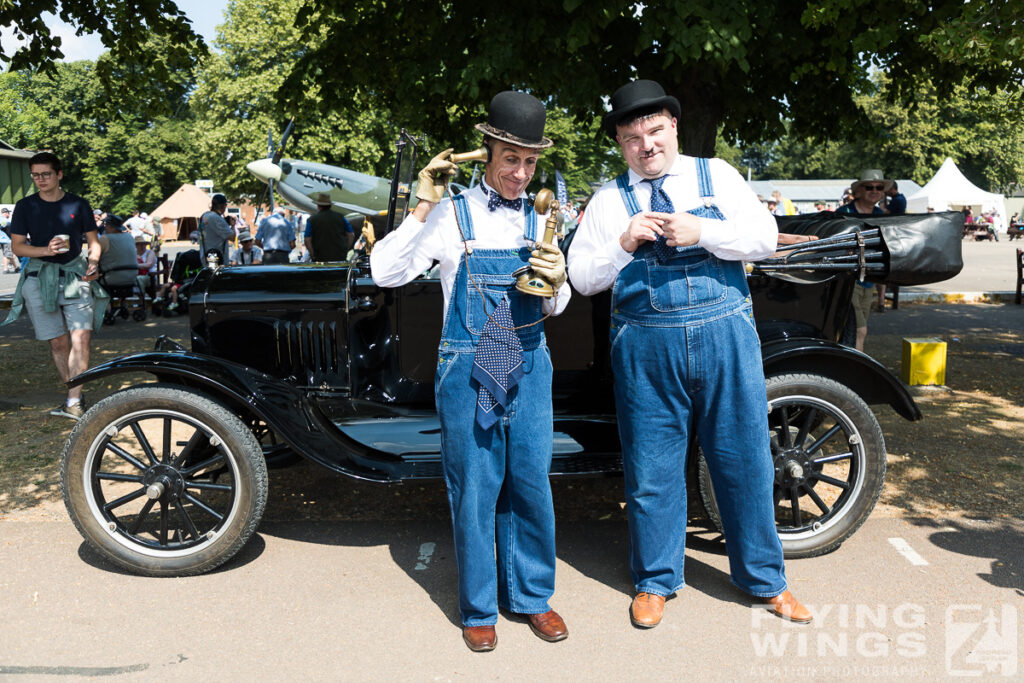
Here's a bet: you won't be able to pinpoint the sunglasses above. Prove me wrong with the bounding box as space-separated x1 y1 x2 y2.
862 184 885 191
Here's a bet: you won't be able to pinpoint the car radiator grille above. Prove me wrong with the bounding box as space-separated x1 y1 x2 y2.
274 320 344 386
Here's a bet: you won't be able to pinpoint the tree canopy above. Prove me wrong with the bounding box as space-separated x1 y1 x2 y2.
288 0 1024 156
1 0 207 107
0 57 201 214
3 0 1022 207
743 73 1024 193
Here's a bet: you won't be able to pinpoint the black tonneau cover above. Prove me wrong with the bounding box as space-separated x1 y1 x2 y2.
766 210 964 285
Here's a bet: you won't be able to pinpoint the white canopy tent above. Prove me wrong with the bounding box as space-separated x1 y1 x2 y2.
906 157 1007 230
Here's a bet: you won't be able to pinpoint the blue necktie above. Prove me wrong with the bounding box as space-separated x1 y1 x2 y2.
471 297 524 430
645 176 677 261
487 191 523 213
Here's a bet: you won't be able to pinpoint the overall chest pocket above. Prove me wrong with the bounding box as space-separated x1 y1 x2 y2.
646 251 727 312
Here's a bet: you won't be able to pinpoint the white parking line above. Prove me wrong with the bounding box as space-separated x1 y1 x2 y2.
888 537 929 566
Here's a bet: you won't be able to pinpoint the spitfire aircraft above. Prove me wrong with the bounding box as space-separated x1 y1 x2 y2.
245 126 473 225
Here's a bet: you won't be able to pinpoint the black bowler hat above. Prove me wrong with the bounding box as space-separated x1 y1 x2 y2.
603 79 681 138
475 91 553 149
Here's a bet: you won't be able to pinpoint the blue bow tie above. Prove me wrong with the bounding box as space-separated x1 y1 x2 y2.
487 191 523 213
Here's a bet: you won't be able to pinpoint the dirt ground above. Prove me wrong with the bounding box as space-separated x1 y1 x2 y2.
1 302 1022 525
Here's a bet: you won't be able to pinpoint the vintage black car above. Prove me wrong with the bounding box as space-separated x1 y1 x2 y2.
60 134 964 576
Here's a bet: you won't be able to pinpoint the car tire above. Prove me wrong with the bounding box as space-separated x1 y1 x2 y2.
61 385 268 576
697 372 885 558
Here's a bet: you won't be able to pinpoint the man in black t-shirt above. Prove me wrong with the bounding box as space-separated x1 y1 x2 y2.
5 152 104 419
304 193 353 261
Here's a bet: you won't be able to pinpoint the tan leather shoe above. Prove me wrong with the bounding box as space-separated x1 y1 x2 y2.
630 592 666 628
527 609 568 642
763 590 813 624
462 625 497 652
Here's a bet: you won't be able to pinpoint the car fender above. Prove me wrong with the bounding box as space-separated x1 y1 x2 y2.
760 338 921 421
68 352 402 481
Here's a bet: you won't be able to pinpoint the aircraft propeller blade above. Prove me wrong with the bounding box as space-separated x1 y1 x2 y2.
272 117 295 165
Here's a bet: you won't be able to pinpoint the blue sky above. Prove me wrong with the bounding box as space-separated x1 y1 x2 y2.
1 0 229 63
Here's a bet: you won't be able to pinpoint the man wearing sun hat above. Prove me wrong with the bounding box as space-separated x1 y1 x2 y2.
304 192 352 261
568 79 812 629
229 229 262 265
371 90 571 652
837 169 890 346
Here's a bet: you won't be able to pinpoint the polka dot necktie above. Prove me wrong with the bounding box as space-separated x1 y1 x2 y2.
471 297 524 430
645 176 677 261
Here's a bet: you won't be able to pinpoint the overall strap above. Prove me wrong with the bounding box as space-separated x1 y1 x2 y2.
695 157 715 207
616 172 642 217
452 193 475 241
523 201 538 241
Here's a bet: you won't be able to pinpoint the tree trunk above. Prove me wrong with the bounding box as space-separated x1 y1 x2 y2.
668 67 724 158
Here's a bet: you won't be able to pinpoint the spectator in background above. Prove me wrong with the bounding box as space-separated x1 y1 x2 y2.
154 248 203 314
1 207 19 273
884 182 906 215
123 209 145 237
814 201 826 212
229 229 263 265
135 235 157 291
3 151 106 419
837 169 889 349
199 194 233 264
840 187 853 207
304 193 351 262
255 206 296 264
771 190 797 216
97 215 138 287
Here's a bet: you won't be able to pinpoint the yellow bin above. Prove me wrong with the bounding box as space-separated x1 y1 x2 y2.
901 337 947 386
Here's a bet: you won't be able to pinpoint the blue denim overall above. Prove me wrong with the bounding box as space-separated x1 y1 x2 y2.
435 195 556 626
610 160 787 598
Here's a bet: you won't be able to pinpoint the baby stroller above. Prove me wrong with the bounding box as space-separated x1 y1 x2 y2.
152 249 203 317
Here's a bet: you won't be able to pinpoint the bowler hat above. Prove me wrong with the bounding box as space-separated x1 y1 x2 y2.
851 169 893 193
603 80 681 138
475 91 553 149
313 192 333 207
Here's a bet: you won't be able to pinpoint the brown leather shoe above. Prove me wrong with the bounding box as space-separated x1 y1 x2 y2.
462 625 497 652
630 592 666 628
762 591 813 624
527 609 568 642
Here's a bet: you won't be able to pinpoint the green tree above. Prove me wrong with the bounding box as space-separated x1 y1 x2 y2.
753 74 1024 192
0 57 202 212
189 0 399 202
1 0 206 104
287 0 1024 158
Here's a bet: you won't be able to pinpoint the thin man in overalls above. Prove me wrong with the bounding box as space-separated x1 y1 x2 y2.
567 80 813 628
370 91 571 651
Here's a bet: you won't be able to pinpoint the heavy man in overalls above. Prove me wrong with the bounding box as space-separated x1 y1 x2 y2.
370 91 571 651
567 80 812 628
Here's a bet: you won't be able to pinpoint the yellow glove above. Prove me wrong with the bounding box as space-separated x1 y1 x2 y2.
360 222 376 252
528 241 567 291
416 148 458 204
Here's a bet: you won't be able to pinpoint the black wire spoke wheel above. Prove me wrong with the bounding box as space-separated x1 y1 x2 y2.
62 385 267 576
698 373 885 559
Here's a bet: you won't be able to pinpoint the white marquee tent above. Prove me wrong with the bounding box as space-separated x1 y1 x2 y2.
906 157 1007 230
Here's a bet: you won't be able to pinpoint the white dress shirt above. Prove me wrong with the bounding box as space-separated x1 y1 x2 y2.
370 182 571 322
567 154 778 296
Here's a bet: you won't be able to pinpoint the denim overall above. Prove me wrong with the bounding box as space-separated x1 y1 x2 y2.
610 160 787 598
434 194 556 626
